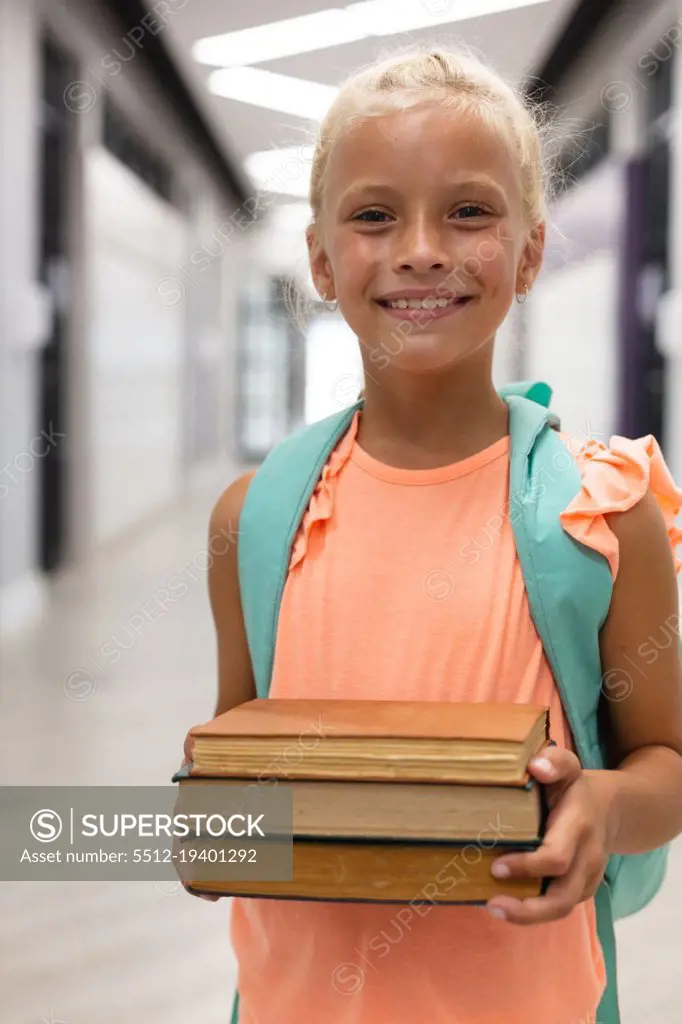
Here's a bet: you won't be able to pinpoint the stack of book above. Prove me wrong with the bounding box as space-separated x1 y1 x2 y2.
174 698 550 904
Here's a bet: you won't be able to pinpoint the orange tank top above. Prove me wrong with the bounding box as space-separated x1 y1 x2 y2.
230 412 682 1024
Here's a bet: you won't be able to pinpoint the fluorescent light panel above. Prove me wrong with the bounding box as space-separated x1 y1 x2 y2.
209 67 337 120
195 9 366 67
244 145 314 198
193 0 552 68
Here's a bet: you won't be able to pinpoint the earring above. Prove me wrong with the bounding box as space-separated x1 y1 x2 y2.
516 284 529 305
322 292 338 312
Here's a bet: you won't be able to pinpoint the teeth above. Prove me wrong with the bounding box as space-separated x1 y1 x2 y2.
386 296 457 310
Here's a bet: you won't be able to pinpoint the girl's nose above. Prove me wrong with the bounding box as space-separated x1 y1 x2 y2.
394 221 451 274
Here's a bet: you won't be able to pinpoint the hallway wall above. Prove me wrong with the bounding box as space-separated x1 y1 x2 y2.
0 0 251 635
85 147 188 545
0 0 51 631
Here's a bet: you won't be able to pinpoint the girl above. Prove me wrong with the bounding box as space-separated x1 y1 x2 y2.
185 48 682 1024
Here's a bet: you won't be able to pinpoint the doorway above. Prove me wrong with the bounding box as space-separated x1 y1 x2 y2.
38 36 75 573
638 132 670 444
621 52 672 445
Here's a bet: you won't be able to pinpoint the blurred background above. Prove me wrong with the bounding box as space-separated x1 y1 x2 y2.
1 0 681 1020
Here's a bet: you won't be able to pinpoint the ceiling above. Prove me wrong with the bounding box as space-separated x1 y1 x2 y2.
162 0 579 189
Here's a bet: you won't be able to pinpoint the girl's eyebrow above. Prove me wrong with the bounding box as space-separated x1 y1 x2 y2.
337 178 508 205
448 177 508 199
337 183 401 204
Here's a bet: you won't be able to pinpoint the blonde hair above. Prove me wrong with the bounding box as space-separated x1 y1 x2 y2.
309 46 554 231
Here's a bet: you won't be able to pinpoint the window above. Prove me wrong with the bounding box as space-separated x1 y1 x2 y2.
102 95 174 204
236 276 303 462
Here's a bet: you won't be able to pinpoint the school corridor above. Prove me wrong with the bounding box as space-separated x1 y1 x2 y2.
2 0 682 1020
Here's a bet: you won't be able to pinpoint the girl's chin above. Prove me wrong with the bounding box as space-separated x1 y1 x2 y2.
366 336 477 374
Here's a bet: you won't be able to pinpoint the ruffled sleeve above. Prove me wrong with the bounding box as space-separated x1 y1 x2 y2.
288 411 360 572
559 433 682 580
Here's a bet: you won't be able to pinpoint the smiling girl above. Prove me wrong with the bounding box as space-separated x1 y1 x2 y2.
186 48 682 1023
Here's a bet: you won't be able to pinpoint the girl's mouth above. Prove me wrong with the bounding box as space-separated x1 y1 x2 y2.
374 295 473 321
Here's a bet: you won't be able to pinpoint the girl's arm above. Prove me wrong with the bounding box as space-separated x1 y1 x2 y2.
589 488 682 854
182 472 257 767
179 474 258 901
206 473 258 718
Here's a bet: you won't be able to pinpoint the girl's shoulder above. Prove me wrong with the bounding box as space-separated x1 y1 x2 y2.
558 431 682 581
209 470 258 552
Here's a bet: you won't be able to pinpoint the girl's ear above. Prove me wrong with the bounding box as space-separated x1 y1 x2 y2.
516 221 546 294
306 225 336 301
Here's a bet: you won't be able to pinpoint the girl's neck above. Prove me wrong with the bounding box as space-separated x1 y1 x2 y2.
355 361 508 471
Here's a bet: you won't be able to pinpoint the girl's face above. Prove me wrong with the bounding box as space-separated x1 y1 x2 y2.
308 104 545 375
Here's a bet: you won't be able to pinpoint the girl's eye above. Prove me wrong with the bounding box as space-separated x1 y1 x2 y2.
353 209 392 223
452 205 489 220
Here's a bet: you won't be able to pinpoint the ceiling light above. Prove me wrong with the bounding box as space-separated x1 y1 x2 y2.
193 0 552 68
244 146 315 198
194 9 367 67
208 68 337 120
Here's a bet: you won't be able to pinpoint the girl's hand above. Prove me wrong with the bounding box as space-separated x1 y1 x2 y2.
178 726 222 903
182 726 198 770
485 746 610 925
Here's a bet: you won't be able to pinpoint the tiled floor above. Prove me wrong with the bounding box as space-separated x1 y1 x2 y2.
1 487 680 1023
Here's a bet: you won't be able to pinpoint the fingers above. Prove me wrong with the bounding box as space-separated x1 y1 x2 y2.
528 746 582 792
486 748 606 925
490 839 570 884
487 845 604 925
183 729 196 765
492 796 586 881
488 868 581 925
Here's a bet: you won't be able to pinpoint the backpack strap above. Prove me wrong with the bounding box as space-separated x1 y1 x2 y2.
238 402 361 697
498 379 553 408
505 393 612 768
